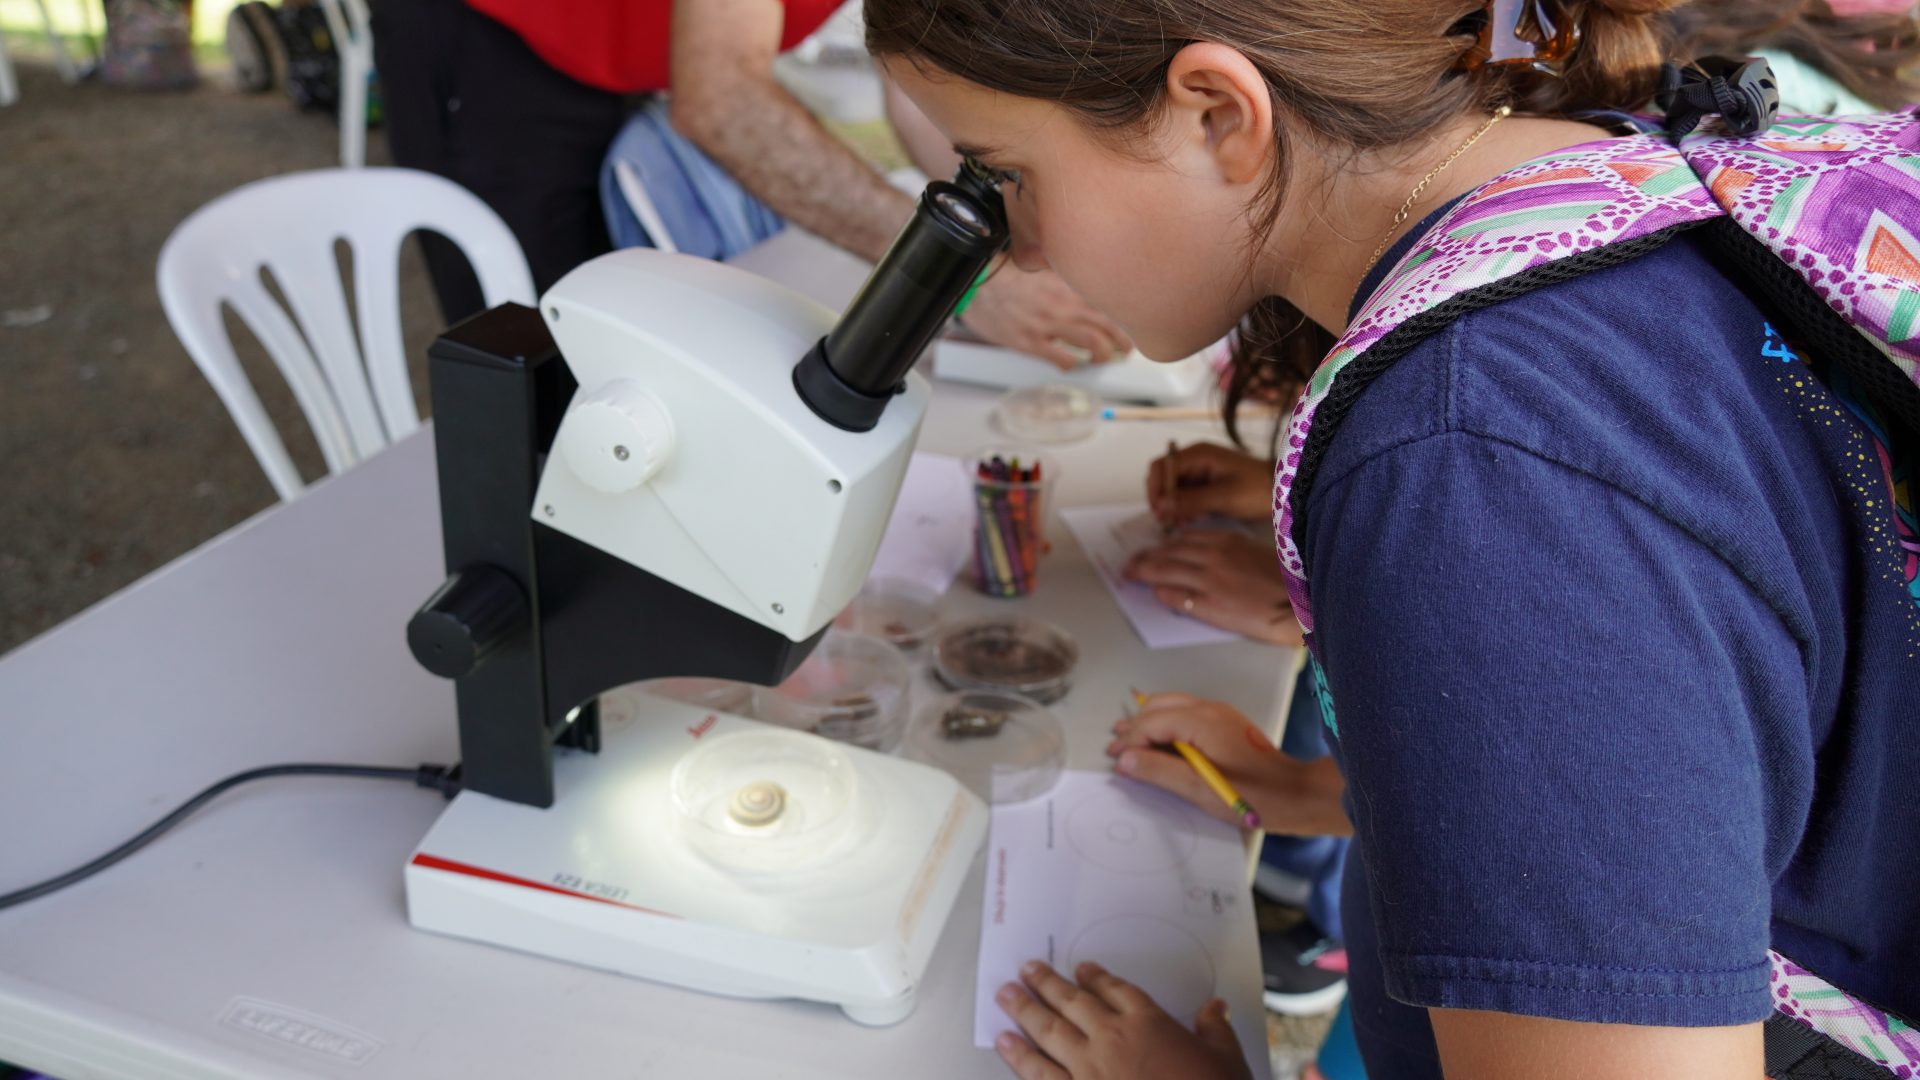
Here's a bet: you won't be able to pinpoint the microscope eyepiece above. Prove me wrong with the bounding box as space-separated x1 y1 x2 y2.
793 170 1009 432
931 190 995 240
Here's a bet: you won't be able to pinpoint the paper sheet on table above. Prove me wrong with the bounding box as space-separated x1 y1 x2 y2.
866 452 972 594
1059 503 1242 649
974 770 1271 1080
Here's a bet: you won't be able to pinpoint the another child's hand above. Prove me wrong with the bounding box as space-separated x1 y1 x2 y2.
994 960 1250 1080
1122 529 1303 646
1109 693 1351 837
1106 694 1277 827
965 265 1133 370
1145 443 1273 526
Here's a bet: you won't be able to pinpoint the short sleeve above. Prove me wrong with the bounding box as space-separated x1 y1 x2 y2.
1305 429 1796 1027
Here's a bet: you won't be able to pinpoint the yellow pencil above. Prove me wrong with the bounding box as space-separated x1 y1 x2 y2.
1171 741 1262 829
1127 689 1261 829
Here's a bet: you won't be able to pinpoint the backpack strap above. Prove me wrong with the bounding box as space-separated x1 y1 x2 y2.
1675 112 1920 437
1769 950 1920 1077
1272 134 1722 638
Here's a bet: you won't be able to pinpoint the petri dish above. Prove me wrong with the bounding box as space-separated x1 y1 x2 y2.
670 729 861 874
753 629 912 751
992 383 1097 444
930 616 1079 704
905 690 1064 804
834 577 942 656
635 677 756 717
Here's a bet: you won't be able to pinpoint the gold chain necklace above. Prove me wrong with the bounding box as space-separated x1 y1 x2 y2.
1358 104 1513 282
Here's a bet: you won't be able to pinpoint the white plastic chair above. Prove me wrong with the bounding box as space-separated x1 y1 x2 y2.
158 168 535 500
0 32 16 107
38 0 81 85
0 0 83 107
318 0 372 168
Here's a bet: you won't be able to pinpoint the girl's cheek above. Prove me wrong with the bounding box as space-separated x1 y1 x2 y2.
1003 199 1050 272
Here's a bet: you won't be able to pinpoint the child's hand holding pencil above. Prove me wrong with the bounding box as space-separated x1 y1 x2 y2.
1110 690 1352 837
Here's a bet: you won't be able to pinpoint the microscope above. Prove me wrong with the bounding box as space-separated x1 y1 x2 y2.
401 165 1008 1025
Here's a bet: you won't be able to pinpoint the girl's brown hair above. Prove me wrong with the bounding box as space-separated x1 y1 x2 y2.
1669 1 1920 112
864 0 1916 448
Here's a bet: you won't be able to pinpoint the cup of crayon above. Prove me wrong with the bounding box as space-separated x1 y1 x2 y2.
963 448 1055 598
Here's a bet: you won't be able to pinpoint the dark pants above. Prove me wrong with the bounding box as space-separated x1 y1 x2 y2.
371 0 631 322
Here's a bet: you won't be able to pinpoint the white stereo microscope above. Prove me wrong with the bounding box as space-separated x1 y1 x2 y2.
402 166 1010 1025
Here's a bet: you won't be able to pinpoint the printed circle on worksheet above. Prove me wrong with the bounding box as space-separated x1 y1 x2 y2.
1068 916 1216 1019
1064 787 1202 874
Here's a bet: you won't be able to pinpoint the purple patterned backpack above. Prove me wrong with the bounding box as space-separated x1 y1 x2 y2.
1272 103 1920 1077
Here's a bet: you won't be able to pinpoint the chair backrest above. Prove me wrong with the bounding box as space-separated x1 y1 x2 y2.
0 30 17 107
317 0 372 168
158 167 535 500
0 0 82 106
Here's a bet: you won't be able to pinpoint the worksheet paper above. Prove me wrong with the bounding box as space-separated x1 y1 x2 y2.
866 452 973 594
1059 503 1242 650
974 770 1271 1080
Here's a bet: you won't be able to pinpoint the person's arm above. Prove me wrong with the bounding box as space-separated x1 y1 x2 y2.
1428 1010 1762 1079
881 69 961 180
674 5 1133 366
880 64 1134 367
670 0 912 263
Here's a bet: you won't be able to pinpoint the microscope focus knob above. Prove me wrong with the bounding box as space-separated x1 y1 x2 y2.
559 379 675 494
407 566 528 679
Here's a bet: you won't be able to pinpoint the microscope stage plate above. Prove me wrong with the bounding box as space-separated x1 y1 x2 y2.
404 700 987 1025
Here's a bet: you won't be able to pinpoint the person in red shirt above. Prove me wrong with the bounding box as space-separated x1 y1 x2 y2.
372 0 1129 368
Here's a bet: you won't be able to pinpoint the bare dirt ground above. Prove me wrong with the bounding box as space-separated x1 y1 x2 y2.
1 59 441 652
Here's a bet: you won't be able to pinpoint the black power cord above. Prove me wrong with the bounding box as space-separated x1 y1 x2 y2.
0 762 462 912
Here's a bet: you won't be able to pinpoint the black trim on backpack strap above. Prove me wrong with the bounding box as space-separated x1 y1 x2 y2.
1287 221 1705 557
1764 1013 1902 1079
1698 215 1920 442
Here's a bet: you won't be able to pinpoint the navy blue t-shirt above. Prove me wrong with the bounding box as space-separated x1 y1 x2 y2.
1304 206 1920 1076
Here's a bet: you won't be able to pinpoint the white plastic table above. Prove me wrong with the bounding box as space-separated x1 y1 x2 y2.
0 230 1300 1079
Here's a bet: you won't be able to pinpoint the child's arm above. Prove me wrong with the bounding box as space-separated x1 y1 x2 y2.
1429 1009 1763 1079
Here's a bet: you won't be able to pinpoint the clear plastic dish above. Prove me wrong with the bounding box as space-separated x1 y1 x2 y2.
993 383 1097 444
635 677 756 717
753 629 912 751
906 690 1064 804
670 729 861 874
834 577 942 655
931 616 1079 704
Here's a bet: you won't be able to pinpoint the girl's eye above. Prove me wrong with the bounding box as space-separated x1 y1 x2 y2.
965 157 1023 192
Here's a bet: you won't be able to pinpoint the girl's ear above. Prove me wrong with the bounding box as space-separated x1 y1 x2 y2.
1163 42 1276 185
